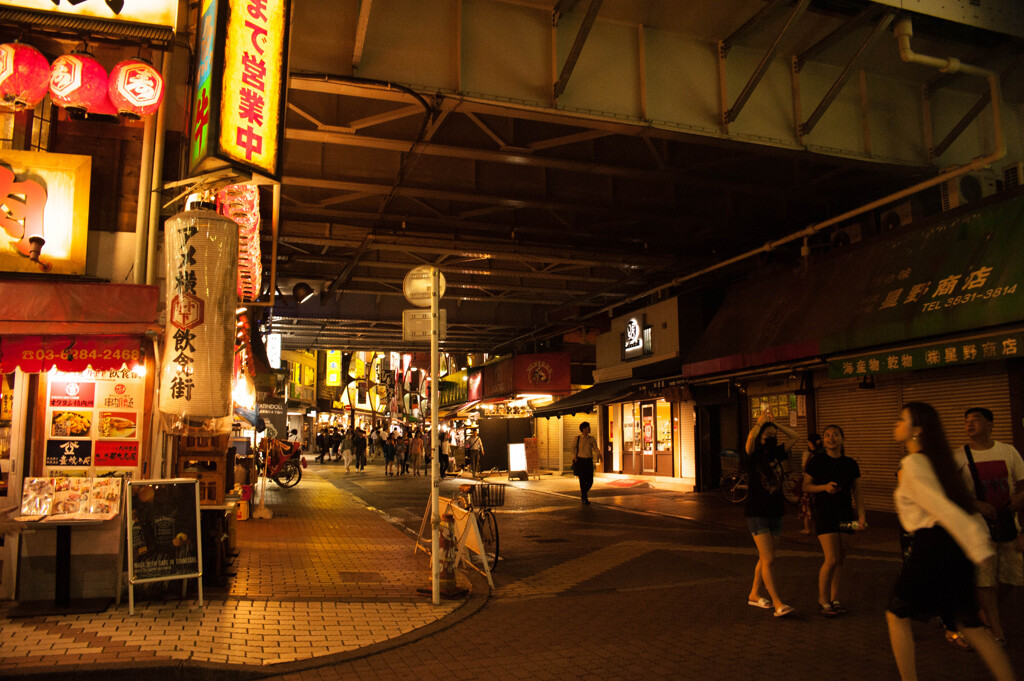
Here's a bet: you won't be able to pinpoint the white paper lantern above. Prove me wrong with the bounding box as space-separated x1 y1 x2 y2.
159 208 239 434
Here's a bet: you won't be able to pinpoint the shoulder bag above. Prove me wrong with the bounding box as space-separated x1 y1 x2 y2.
964 445 1019 543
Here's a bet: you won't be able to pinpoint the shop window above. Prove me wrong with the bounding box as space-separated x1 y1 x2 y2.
0 374 13 498
622 402 636 454
656 400 672 451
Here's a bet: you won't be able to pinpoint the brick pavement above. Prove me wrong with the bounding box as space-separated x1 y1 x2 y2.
0 471 476 677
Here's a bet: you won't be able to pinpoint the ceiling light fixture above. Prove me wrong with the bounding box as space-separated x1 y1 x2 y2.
292 282 315 304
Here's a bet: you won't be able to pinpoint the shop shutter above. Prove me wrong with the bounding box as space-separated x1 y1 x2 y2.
562 412 594 472
534 417 556 470
815 374 903 512
900 363 1012 446
677 401 697 480
816 363 1012 512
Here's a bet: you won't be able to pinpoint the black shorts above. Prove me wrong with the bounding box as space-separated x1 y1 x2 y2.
887 526 982 628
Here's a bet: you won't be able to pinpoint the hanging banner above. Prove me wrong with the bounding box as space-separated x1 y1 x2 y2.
189 0 291 179
159 209 238 434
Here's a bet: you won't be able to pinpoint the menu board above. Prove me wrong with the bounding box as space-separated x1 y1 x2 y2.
19 476 122 519
127 479 201 583
45 369 145 478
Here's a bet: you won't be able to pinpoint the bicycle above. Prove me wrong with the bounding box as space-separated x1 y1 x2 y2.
455 482 504 572
719 450 748 503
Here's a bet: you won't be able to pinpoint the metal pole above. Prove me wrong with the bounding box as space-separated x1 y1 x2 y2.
146 50 173 286
430 266 440 604
132 110 157 284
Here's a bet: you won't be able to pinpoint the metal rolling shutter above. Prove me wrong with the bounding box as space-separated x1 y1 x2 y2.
535 417 557 470
900 363 1012 446
815 374 903 512
816 363 1012 512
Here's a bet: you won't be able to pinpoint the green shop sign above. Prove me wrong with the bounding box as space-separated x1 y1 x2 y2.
828 330 1024 379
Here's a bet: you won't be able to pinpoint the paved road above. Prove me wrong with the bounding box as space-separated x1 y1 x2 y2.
269 465 1024 681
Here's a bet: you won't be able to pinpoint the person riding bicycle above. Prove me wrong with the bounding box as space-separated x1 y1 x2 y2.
466 429 484 474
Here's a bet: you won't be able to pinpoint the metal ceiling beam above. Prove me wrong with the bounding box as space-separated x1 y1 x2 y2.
346 104 424 131
798 12 895 137
721 0 787 56
279 256 621 283
553 0 604 100
352 0 373 68
274 227 674 268
794 5 880 70
280 175 667 220
723 0 812 125
930 56 1022 158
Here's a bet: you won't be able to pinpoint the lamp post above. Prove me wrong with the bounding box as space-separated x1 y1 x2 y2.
430 266 440 604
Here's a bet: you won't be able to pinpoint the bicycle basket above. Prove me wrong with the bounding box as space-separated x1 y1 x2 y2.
470 483 505 508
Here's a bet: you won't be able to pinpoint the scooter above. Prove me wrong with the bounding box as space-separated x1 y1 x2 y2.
256 438 306 488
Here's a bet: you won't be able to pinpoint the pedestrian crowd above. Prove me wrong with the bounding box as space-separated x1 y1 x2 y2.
738 403 1022 681
315 424 466 479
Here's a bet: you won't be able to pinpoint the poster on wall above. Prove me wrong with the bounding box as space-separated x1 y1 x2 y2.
44 368 145 477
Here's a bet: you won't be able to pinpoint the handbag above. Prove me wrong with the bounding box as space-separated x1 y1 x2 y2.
964 445 1019 543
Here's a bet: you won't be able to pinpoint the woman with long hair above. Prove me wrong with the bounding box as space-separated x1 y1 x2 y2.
742 410 799 618
803 424 867 616
887 401 1015 681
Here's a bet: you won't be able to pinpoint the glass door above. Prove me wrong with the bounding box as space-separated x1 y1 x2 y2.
1 371 27 599
641 402 656 472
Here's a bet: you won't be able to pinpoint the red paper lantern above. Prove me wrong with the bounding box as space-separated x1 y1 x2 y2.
90 91 118 117
49 52 108 114
108 58 163 119
0 43 50 110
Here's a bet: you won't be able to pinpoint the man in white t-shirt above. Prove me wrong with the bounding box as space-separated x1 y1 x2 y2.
955 407 1024 646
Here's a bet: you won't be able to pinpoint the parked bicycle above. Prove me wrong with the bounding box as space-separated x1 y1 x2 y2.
455 482 504 571
719 449 801 505
256 438 305 488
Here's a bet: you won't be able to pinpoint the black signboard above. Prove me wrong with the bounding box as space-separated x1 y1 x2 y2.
45 439 92 467
257 399 287 439
126 479 202 583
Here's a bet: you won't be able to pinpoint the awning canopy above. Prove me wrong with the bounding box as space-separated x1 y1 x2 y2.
683 193 1024 379
532 377 637 418
0 281 160 336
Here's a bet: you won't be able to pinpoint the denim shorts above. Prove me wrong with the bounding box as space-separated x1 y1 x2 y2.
747 516 782 537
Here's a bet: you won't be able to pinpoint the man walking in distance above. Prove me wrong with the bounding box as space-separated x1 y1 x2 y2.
956 407 1024 646
573 422 600 505
466 429 484 475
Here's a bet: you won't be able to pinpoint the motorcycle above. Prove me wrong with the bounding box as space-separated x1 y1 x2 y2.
256 437 306 488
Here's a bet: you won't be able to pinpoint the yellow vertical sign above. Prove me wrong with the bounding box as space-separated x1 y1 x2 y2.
325 350 341 387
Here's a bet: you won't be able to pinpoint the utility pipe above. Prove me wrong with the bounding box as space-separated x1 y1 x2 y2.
132 107 157 284
248 183 280 307
598 16 1006 314
146 49 173 287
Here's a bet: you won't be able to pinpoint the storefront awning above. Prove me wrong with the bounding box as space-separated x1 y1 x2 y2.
0 281 159 335
0 334 147 373
532 377 637 418
683 193 1024 378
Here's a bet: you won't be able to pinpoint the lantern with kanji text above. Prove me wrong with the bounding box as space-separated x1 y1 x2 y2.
108 58 163 119
0 43 50 110
49 52 108 114
158 206 239 435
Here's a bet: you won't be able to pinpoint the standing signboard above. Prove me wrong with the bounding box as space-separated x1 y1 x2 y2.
125 479 203 614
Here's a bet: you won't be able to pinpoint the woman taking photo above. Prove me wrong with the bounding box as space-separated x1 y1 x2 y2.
743 410 799 618
803 424 866 616
887 402 1014 681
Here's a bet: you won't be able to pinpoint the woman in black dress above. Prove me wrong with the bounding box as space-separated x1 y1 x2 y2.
803 424 867 616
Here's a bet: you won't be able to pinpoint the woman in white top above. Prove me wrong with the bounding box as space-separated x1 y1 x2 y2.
887 402 1015 681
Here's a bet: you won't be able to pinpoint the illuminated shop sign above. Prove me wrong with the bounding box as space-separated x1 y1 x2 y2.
189 0 290 179
0 1 178 28
0 150 90 275
325 350 341 387
622 316 651 360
